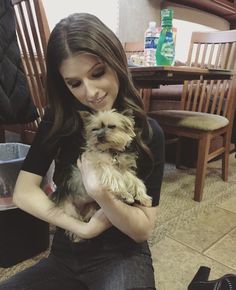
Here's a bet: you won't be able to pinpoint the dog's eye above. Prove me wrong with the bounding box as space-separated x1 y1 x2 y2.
108 125 116 129
91 128 99 131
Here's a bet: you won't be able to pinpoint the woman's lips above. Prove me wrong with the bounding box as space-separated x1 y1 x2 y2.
90 94 107 104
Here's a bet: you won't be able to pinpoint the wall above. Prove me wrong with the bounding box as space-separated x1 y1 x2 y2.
42 0 119 33
172 4 229 30
118 0 230 44
118 0 160 43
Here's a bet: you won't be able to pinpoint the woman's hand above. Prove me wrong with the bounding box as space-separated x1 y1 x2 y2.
77 153 106 200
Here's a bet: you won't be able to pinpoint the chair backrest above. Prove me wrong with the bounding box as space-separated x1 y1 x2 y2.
183 30 236 121
11 0 50 137
123 41 145 66
187 30 236 70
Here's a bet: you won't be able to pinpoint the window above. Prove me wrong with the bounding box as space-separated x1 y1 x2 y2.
42 0 119 34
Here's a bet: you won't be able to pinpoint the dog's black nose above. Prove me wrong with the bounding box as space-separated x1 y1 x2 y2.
97 133 106 142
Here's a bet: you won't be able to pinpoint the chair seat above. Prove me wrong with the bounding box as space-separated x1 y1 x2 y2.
152 110 229 131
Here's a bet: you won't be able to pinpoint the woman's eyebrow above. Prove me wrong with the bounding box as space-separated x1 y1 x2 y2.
64 61 104 81
88 61 104 72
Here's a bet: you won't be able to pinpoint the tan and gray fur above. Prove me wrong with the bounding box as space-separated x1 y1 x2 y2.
53 109 152 242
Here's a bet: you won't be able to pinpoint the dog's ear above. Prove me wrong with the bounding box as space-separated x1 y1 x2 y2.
122 117 136 138
121 109 135 127
78 111 92 124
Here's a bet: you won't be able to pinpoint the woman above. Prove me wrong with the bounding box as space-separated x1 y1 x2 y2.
0 13 164 290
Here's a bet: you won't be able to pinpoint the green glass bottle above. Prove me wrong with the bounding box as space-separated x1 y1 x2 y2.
156 8 175 65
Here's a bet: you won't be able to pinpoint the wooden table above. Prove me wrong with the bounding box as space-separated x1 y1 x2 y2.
129 65 233 111
129 66 233 88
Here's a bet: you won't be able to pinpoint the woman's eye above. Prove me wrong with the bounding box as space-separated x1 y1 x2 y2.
69 81 81 88
92 67 105 78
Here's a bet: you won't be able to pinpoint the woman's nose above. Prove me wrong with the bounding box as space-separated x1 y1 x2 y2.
84 80 99 100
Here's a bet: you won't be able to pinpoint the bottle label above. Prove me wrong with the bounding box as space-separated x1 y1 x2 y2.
165 31 174 43
156 29 175 65
145 36 158 49
161 43 175 60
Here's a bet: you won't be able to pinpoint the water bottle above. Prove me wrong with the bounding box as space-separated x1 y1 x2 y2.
144 21 159 66
156 9 175 66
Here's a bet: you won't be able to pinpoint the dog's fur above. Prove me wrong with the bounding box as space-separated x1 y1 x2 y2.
52 109 152 242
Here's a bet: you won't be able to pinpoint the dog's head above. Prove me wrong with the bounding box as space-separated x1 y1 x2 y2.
80 109 136 151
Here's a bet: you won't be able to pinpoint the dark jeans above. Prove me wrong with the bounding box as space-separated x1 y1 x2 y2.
0 229 156 290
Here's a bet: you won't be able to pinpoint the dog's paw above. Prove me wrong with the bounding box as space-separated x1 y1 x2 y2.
130 179 152 207
65 231 81 243
135 187 152 207
135 194 152 207
122 194 135 205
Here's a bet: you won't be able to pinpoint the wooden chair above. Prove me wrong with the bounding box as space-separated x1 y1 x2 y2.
124 41 144 66
124 41 184 113
1 0 50 144
149 30 236 201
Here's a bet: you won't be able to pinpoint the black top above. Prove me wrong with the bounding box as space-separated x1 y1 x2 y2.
21 110 165 257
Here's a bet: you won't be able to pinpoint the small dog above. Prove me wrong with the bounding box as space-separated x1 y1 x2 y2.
52 109 152 242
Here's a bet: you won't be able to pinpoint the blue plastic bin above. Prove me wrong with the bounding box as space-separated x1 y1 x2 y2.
0 143 29 205
0 143 49 268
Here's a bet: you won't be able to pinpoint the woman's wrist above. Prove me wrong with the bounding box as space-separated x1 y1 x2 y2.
57 211 90 239
84 209 112 238
89 188 116 204
61 210 111 240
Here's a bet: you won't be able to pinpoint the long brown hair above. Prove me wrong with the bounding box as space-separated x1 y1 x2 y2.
45 13 153 162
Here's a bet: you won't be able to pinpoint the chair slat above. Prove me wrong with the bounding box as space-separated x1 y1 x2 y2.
25 0 46 77
197 80 207 111
210 80 221 114
227 42 236 70
203 80 214 113
200 44 208 67
185 80 195 110
15 4 45 117
4 0 50 144
214 44 222 68
222 80 234 117
207 43 215 68
192 80 201 111
221 43 229 68
194 43 201 67
217 80 228 115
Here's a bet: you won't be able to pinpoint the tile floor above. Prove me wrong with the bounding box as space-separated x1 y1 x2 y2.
150 194 236 290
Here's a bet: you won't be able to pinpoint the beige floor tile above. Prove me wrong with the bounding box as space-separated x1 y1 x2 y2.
150 236 236 290
204 227 236 271
217 195 236 214
167 207 236 252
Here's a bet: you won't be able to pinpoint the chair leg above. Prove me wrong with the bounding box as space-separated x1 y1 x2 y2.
176 137 182 168
222 132 230 181
140 88 151 112
0 126 6 142
194 134 210 202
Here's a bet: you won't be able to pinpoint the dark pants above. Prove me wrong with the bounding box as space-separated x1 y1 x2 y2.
0 229 156 290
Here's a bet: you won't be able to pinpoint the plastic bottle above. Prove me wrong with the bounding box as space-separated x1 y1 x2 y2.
144 21 159 66
156 8 175 66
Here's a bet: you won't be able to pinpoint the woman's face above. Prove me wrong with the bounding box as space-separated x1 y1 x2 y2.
59 53 119 111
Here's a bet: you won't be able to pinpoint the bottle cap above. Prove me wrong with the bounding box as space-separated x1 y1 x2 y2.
149 21 156 28
161 8 173 26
